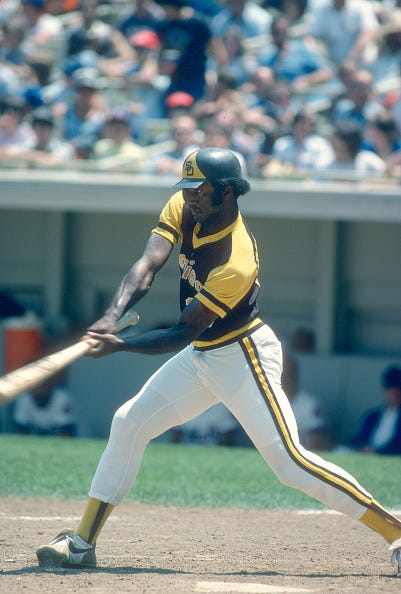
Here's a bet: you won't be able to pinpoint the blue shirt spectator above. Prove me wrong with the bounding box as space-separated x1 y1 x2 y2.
117 0 164 39
212 0 272 39
258 16 332 91
337 366 401 455
331 69 385 131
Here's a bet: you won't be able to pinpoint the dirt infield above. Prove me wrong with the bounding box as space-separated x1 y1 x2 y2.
1 497 400 594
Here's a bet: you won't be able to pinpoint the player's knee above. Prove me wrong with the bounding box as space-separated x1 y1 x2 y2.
111 400 156 446
261 441 303 488
110 401 141 439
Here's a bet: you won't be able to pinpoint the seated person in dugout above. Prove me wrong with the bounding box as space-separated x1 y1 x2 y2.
336 365 401 455
13 372 77 437
35 147 401 574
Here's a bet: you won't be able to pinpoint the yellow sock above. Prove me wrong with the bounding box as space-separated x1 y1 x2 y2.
360 500 401 544
76 497 114 544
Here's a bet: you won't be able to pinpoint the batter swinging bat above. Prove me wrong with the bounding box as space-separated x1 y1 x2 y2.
0 308 140 403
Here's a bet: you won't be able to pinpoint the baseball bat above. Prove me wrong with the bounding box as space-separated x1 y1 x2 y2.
0 308 140 403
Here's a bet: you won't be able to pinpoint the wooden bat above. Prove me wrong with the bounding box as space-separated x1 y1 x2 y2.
0 308 140 403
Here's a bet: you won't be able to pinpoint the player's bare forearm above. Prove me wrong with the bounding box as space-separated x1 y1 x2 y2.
89 233 173 332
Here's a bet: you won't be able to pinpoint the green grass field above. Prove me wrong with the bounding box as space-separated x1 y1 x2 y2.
0 434 400 510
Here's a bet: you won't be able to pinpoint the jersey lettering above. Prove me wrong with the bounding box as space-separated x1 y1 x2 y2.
179 253 203 292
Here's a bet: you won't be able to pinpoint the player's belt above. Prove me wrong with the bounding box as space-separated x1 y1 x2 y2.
193 318 264 351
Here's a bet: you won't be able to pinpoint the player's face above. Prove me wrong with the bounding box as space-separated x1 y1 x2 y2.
183 182 223 223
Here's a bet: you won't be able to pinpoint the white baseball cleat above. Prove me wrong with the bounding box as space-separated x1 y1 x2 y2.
389 537 401 574
36 529 96 568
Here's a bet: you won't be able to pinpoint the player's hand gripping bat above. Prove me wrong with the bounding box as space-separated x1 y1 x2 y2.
0 308 140 403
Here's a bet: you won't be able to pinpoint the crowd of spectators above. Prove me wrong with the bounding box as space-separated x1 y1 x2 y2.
1 0 401 179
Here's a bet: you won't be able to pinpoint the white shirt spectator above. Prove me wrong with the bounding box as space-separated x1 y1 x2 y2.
290 390 327 446
308 0 379 66
171 403 240 445
272 133 334 170
323 150 386 173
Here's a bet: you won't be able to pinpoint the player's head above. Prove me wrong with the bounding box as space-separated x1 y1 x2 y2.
382 366 401 408
174 147 250 203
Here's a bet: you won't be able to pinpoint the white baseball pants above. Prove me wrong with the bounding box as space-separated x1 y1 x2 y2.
89 323 373 519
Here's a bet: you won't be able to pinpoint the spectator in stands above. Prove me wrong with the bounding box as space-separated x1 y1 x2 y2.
201 118 248 175
258 15 333 93
209 25 258 88
336 366 401 455
193 71 248 126
0 15 28 67
0 95 35 158
246 66 287 127
2 105 74 167
0 17 36 102
13 374 77 437
331 69 385 131
328 60 358 119
65 0 134 71
154 0 212 104
61 67 108 150
307 0 380 68
277 0 308 27
321 120 385 175
212 0 272 40
164 91 195 119
0 0 21 26
262 108 334 175
92 108 145 169
281 355 330 450
363 112 401 175
369 9 401 87
117 0 164 40
99 28 164 138
19 0 65 53
150 113 200 176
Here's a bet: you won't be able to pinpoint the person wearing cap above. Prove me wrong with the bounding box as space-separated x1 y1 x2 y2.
98 27 165 135
36 147 401 576
61 67 108 150
336 366 401 455
0 95 36 157
92 108 145 169
2 105 74 167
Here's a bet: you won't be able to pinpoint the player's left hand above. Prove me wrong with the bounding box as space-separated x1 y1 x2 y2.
85 331 125 358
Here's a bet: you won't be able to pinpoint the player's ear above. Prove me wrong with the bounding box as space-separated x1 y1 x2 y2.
222 184 234 200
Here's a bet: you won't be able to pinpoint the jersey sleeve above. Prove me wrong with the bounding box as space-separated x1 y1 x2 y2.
152 191 184 246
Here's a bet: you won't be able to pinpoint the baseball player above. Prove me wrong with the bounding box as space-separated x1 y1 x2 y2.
36 147 401 573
